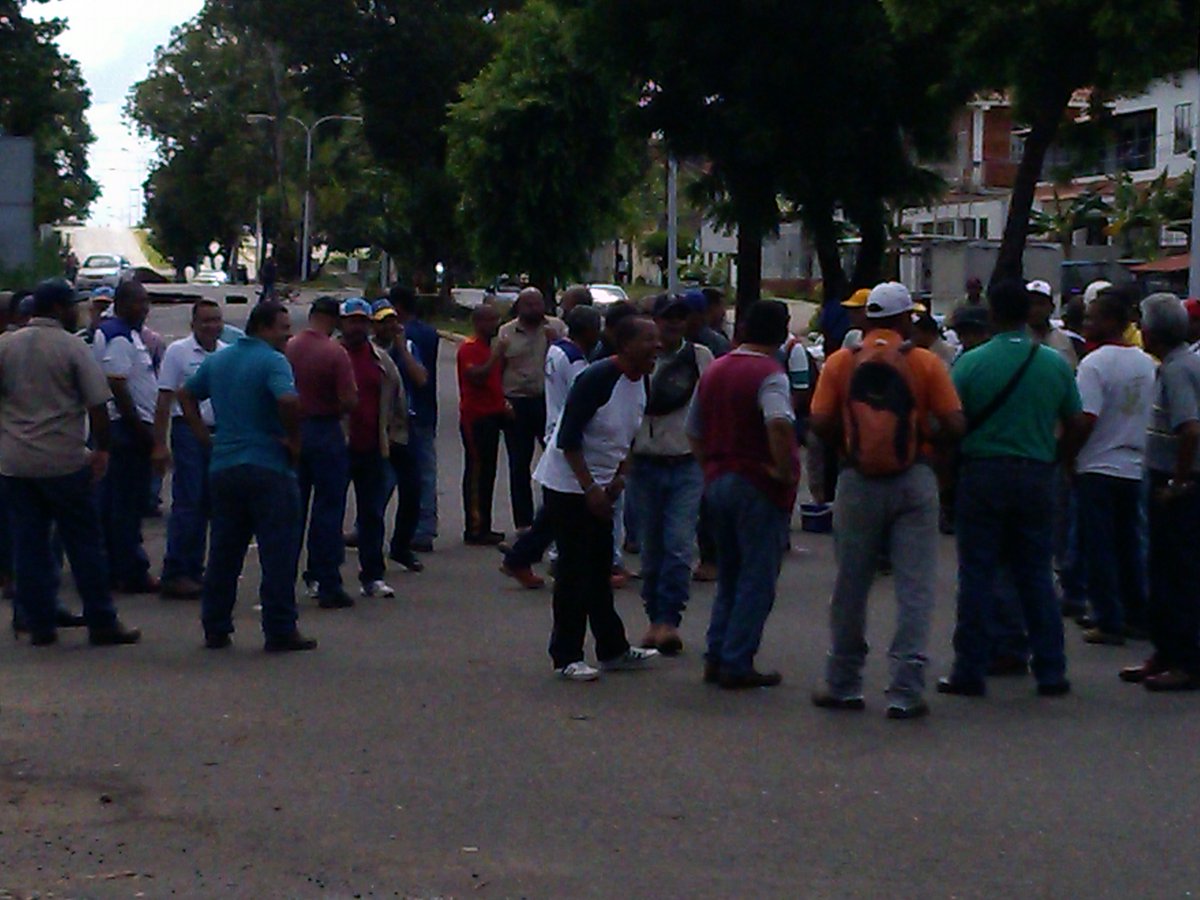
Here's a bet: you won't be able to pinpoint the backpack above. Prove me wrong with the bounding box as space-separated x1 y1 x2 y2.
842 340 920 477
645 342 700 416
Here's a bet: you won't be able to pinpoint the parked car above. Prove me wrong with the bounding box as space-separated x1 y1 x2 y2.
193 268 229 286
585 283 629 307
74 254 135 291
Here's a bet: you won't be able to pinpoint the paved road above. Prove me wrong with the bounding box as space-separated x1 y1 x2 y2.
3 311 1199 897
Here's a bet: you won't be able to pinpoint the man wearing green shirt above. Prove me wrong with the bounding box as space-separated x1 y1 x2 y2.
940 279 1087 698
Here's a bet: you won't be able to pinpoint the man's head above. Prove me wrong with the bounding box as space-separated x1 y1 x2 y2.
247 300 292 351
651 293 690 350
602 300 638 345
702 287 727 330
1083 287 1130 345
681 289 707 340
1140 292 1188 357
31 278 81 330
951 305 990 351
473 303 501 340
515 287 545 324
911 314 941 349
742 299 792 350
1026 280 1055 329
841 287 871 330
1083 280 1113 305
9 289 33 328
89 286 114 326
372 300 399 346
558 285 593 317
1062 296 1085 334
864 282 916 338
988 279 1031 332
565 304 602 353
114 280 150 329
340 297 373 346
308 296 341 335
191 299 224 350
388 284 418 322
614 315 660 377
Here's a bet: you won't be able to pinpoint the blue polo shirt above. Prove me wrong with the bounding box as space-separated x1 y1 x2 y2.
403 318 439 427
185 335 297 476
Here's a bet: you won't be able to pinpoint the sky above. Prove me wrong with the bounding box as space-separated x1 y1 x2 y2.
34 0 204 227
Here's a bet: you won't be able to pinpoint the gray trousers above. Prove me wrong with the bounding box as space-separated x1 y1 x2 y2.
824 465 938 708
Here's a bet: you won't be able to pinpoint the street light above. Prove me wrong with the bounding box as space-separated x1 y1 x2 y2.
246 113 363 283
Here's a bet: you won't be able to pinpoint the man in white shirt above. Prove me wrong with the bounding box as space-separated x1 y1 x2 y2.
152 300 227 599
1074 289 1157 644
93 281 159 594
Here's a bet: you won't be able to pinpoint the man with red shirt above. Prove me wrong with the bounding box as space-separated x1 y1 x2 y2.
457 304 510 545
285 297 358 609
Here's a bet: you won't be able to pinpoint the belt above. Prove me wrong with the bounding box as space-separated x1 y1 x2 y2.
633 453 695 467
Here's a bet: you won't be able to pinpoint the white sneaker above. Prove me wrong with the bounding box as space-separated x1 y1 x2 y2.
305 580 319 599
556 661 600 682
601 647 660 671
361 580 395 598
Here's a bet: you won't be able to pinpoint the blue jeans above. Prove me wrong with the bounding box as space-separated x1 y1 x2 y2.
1076 473 1147 634
409 423 438 544
5 469 117 634
629 457 703 627
953 458 1067 689
163 420 211 581
99 419 151 587
386 442 421 558
203 465 301 640
297 417 348 595
348 449 388 584
1058 483 1087 610
704 473 787 676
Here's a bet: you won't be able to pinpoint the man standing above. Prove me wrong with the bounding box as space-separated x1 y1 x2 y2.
153 300 227 599
457 304 509 545
286 297 358 609
810 283 965 717
630 294 713 654
499 288 565 533
388 285 440 553
688 301 797 688
535 314 661 681
940 279 1086 699
94 280 158 593
1072 290 1156 645
180 301 315 652
0 279 139 646
1122 294 1200 691
340 298 403 598
685 289 731 359
1028 280 1078 369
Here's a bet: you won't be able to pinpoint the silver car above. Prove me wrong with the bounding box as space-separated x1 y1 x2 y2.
74 254 135 291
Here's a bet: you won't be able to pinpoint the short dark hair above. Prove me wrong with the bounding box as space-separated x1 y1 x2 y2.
565 304 602 337
247 301 287 336
702 287 725 309
913 314 940 335
191 298 221 320
388 284 417 314
10 288 33 319
1091 288 1131 327
988 279 1030 325
31 279 74 316
604 300 638 330
310 296 340 319
743 300 790 347
614 314 652 351
560 286 593 309
113 280 143 306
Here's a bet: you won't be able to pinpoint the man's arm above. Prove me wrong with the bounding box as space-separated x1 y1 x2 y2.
1057 412 1091 471
151 390 174 473
765 417 799 485
108 377 152 445
466 337 507 384
396 329 429 388
176 387 212 448
86 403 112 483
278 394 303 467
335 350 358 414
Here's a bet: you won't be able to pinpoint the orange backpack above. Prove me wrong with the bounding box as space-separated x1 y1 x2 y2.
842 339 920 477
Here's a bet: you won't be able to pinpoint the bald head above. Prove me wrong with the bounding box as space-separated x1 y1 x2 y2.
516 287 545 324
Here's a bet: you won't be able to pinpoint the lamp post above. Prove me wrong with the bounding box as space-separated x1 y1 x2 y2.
246 113 363 283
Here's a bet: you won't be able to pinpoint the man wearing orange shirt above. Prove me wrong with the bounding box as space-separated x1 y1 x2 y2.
457 304 510 545
810 282 965 719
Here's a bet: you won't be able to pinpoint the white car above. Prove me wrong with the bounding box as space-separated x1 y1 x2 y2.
193 268 229 286
586 283 629 307
74 254 135 291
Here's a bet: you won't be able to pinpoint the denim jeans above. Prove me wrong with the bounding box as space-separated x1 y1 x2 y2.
4 469 118 634
990 565 1029 661
408 422 439 544
629 457 704 627
952 458 1067 689
100 419 151 587
1058 483 1088 610
1076 472 1147 634
203 465 301 640
704 473 787 676
348 449 388 585
386 442 420 559
162 419 212 582
823 465 938 708
1147 472 1200 672
297 417 348 595
502 395 545 529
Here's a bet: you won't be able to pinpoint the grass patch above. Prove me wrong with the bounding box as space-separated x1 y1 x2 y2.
133 229 170 272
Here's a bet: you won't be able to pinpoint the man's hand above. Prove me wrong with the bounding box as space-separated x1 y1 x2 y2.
605 475 626 501
89 450 110 484
585 484 614 520
150 442 171 476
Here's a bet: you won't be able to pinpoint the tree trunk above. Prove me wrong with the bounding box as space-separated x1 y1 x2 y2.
851 206 886 289
735 220 763 319
807 207 848 347
992 92 1072 286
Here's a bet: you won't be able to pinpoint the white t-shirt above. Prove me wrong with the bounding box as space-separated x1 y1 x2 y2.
1075 344 1157 480
94 325 159 425
158 335 227 425
543 340 589 443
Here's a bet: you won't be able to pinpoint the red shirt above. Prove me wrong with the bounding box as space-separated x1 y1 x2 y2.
457 337 507 424
285 329 356 418
345 340 382 454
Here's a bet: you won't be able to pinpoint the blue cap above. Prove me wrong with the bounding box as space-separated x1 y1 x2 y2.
683 289 706 313
371 298 393 315
90 286 115 301
340 297 372 318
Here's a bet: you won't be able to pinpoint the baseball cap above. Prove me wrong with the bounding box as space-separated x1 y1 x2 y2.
1083 280 1112 304
652 293 689 318
865 282 914 319
841 288 871 309
951 305 990 331
340 297 372 318
310 296 340 318
371 299 397 321
32 278 80 309
1026 280 1053 299
682 289 707 313
90 286 115 303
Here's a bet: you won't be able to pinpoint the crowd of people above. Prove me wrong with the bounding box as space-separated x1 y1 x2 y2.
5 270 1200 719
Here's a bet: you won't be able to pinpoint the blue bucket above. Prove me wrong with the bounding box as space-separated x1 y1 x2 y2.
800 503 833 534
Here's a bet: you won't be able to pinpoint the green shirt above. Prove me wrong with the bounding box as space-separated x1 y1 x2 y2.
953 331 1081 462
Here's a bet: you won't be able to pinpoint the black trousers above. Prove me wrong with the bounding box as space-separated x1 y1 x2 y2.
461 415 503 539
388 442 421 558
1148 472 1200 672
503 395 545 529
545 488 629 668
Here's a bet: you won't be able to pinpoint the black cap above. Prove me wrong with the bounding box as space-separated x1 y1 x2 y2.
951 305 989 331
310 296 340 318
32 278 80 310
652 293 689 318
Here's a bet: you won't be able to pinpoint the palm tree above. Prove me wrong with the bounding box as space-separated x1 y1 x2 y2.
1029 186 1110 260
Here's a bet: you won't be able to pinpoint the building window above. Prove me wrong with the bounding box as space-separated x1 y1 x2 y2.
978 218 989 240
1175 103 1194 155
935 221 955 236
1114 110 1157 171
959 218 977 239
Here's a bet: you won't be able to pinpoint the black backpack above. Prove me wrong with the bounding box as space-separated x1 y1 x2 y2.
645 343 700 416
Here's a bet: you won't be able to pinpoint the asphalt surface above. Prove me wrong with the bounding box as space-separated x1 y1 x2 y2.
3 299 1200 898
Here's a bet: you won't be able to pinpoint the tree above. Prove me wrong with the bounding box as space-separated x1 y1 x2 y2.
640 228 693 285
445 1 641 294
0 0 98 223
889 0 1200 285
1029 188 1110 259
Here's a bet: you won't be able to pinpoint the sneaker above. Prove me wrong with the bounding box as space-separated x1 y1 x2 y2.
556 661 600 682
361 580 395 598
389 550 425 573
601 647 660 671
812 689 865 710
886 700 930 720
305 580 320 599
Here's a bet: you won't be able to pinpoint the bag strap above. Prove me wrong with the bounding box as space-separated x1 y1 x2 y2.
967 343 1039 435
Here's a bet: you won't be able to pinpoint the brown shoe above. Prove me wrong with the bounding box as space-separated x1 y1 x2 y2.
692 563 718 583
499 564 545 590
1144 669 1200 692
161 576 203 600
1120 658 1167 684
656 628 684 657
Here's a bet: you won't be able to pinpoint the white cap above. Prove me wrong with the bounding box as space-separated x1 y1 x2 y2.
1083 280 1112 303
1026 280 1053 299
865 282 914 319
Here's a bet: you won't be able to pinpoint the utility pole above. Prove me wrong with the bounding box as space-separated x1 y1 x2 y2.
1191 42 1200 298
667 155 680 295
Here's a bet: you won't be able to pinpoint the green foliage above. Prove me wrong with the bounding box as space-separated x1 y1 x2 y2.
1029 189 1111 257
639 229 692 279
0 0 98 223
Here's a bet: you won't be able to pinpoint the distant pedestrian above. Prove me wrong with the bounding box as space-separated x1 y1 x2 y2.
457 304 509 545
260 254 278 301
1028 280 1078 369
